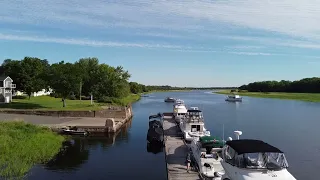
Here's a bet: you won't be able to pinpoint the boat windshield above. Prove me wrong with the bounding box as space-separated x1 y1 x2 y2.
187 111 203 118
237 152 289 170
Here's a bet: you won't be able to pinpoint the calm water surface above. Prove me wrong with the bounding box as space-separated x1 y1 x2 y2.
28 91 320 180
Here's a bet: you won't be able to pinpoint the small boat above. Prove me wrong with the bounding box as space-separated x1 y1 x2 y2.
221 131 297 180
179 107 210 141
225 94 242 102
164 97 176 103
60 126 89 136
189 136 225 179
147 114 164 145
173 99 188 123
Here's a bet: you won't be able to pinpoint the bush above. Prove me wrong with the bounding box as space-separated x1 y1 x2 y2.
12 95 27 99
0 94 4 102
238 90 248 93
68 94 76 100
97 96 123 105
50 92 60 98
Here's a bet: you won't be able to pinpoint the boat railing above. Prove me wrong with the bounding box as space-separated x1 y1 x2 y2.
185 117 204 123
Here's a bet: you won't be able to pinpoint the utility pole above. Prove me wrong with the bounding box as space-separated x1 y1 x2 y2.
79 80 82 100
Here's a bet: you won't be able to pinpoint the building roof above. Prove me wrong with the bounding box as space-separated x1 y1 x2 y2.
226 139 283 155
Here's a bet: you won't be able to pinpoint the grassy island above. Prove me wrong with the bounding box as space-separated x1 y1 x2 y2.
0 121 65 178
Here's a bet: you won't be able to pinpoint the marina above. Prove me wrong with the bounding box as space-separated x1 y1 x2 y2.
1 91 318 180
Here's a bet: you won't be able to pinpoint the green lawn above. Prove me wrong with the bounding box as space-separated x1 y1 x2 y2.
0 121 65 178
0 94 141 110
215 90 320 102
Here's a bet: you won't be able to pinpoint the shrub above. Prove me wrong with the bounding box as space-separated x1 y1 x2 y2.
68 94 76 100
97 96 123 105
12 95 27 99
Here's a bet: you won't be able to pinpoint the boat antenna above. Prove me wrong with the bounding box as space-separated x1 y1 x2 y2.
222 124 225 143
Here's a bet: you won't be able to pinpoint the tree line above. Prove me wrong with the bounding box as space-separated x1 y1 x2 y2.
1 57 149 106
239 77 320 93
145 85 236 91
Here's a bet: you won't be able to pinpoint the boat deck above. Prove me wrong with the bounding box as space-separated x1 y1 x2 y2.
163 114 201 180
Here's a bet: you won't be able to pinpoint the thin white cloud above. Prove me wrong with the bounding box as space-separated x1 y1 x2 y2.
229 52 274 56
0 33 183 49
227 45 264 49
2 0 320 41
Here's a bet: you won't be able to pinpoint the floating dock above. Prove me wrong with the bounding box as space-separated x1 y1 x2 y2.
163 113 200 180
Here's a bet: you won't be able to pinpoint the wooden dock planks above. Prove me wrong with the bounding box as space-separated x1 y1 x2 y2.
163 116 201 180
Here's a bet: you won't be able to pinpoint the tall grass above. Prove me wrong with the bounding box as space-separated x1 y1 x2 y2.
0 121 65 178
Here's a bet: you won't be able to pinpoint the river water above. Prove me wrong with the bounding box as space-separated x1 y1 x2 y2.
28 91 320 180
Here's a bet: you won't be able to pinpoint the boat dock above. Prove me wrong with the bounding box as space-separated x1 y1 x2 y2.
162 113 200 180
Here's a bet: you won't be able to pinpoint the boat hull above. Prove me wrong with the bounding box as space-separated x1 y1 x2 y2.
225 98 242 102
147 127 164 143
61 130 88 136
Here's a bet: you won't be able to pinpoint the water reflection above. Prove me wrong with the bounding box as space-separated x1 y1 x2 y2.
44 120 131 171
146 142 164 154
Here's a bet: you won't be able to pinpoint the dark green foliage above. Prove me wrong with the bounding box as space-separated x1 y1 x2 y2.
239 77 320 93
12 95 27 99
1 57 144 107
2 57 49 99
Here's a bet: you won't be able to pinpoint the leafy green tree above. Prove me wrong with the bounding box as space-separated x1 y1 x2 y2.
74 58 99 97
129 82 142 94
48 61 80 107
3 57 49 99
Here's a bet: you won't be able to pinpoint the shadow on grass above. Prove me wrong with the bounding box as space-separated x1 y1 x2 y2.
0 102 46 109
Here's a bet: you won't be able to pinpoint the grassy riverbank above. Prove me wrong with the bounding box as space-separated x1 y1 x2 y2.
215 90 320 102
0 94 141 110
0 121 65 178
110 94 141 106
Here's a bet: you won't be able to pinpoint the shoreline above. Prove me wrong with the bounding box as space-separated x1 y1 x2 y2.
214 90 320 102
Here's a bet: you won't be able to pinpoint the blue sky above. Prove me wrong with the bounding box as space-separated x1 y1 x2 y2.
0 0 320 87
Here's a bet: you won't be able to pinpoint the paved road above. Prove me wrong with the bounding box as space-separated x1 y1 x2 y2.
0 113 110 127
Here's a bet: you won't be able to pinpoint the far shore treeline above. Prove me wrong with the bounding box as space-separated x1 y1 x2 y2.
239 77 320 93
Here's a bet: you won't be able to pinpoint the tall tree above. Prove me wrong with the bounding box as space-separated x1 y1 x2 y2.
1 59 22 90
48 61 80 107
74 58 99 97
3 57 48 99
129 82 142 94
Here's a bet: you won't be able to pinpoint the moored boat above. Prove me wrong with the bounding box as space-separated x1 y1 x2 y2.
221 131 297 180
225 94 242 102
173 99 188 123
179 107 210 141
147 114 164 145
60 126 89 136
189 136 225 179
164 97 176 103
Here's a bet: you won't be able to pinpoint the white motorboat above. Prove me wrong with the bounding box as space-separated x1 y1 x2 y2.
225 94 242 102
221 131 297 180
189 136 225 179
164 97 176 103
179 108 210 141
173 99 188 123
